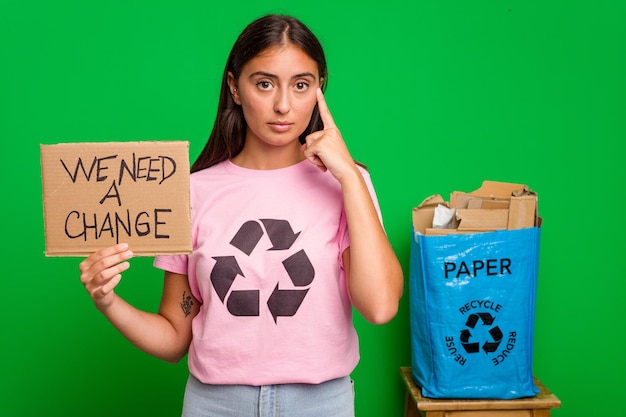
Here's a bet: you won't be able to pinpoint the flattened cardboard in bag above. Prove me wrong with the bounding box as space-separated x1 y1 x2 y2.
40 141 192 256
508 195 538 229
451 180 529 206
413 181 539 235
456 208 509 230
412 194 447 235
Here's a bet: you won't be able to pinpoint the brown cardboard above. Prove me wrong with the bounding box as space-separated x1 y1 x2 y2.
41 141 192 256
412 194 446 235
467 180 528 199
456 208 509 230
413 180 539 236
507 195 538 230
423 228 478 235
468 199 510 210
451 180 528 208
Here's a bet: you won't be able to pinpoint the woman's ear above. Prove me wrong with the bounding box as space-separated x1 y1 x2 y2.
227 71 241 105
319 77 324 90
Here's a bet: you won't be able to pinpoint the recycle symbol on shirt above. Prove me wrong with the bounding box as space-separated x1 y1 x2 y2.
210 219 314 324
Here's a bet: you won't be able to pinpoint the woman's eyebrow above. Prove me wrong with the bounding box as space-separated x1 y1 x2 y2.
292 72 316 79
248 71 317 80
249 71 276 79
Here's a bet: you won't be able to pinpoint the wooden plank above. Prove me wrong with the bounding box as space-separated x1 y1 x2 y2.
399 367 562 412
445 411 531 417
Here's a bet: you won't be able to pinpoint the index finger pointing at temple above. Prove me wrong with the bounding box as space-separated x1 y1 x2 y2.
316 88 336 130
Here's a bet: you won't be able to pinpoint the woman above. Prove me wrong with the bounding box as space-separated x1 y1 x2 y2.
79 14 403 416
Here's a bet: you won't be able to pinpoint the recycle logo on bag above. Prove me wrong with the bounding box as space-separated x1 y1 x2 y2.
460 312 503 354
444 301 519 368
210 219 314 323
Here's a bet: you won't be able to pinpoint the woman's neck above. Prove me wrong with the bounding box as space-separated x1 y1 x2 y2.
230 141 305 170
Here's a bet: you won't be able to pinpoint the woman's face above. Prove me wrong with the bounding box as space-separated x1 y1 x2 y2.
229 44 321 151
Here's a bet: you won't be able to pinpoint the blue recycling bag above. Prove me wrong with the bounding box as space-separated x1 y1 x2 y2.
409 227 541 399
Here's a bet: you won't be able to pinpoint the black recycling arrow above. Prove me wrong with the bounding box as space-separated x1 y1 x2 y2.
460 327 480 352
227 290 260 316
261 219 300 250
483 340 501 353
460 329 472 343
466 314 479 329
483 326 503 353
230 221 264 255
462 342 480 354
489 325 503 341
282 249 315 286
461 326 484 353
211 256 244 302
267 283 309 323
478 312 495 325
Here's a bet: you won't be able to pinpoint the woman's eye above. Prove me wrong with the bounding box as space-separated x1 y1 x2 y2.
257 81 273 90
294 82 309 91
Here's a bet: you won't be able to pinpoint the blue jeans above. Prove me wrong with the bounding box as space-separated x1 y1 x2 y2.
181 374 355 417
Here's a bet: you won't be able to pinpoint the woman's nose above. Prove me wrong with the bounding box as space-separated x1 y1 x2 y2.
273 89 291 114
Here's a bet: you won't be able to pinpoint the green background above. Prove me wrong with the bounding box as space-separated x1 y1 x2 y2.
1 1 624 416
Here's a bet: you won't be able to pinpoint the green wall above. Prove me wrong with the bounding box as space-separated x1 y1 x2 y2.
1 1 624 416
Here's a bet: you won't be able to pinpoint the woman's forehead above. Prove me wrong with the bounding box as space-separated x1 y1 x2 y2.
242 44 319 78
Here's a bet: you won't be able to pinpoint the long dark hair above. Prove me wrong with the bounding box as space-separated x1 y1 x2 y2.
191 15 328 173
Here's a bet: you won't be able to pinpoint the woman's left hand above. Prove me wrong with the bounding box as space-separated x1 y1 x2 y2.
302 88 357 182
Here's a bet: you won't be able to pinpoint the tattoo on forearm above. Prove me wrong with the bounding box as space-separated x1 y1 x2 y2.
180 291 193 317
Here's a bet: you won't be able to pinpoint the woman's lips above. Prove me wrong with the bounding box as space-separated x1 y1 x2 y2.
268 122 293 133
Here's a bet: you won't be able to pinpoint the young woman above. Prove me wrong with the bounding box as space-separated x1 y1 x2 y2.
79 14 403 417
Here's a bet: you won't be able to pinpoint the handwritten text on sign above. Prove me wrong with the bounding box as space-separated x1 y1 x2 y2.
41 141 191 256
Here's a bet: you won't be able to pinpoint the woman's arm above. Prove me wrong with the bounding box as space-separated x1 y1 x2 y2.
303 89 404 324
79 244 200 362
340 170 404 325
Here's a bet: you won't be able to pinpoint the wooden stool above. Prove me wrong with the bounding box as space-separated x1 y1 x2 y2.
400 367 561 417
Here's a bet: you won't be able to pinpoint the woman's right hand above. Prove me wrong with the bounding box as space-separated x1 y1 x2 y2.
79 243 134 311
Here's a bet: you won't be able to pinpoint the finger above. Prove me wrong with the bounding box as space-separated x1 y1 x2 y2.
80 248 133 287
78 243 133 273
301 143 328 172
79 243 130 272
306 155 327 172
304 130 323 147
316 88 336 130
98 272 123 296
84 260 130 289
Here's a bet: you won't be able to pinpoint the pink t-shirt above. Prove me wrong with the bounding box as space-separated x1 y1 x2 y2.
154 159 382 385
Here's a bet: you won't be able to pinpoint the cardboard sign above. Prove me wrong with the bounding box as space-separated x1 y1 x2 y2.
41 141 192 256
